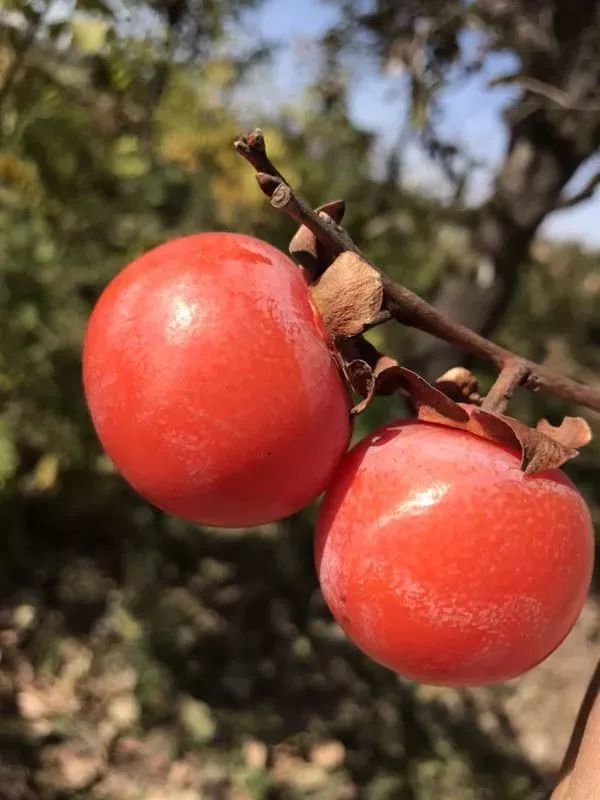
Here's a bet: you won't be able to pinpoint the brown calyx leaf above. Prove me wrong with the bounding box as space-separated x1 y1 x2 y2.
401 368 584 473
339 338 400 414
342 361 587 473
393 369 584 472
344 359 375 415
343 356 462 419
311 252 383 342
465 411 579 474
289 200 346 282
372 355 402 394
536 416 592 449
435 366 481 404
391 368 471 423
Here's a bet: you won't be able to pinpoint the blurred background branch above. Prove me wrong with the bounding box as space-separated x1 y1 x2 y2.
557 170 600 209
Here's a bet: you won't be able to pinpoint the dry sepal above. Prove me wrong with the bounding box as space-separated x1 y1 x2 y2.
289 200 346 281
343 357 591 475
310 253 383 342
435 367 481 404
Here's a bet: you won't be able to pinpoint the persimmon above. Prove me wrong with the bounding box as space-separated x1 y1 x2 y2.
83 232 350 527
315 419 594 686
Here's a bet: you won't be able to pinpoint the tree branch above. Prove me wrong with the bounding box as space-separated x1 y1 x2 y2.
556 171 600 210
234 129 600 413
481 361 531 414
551 660 600 799
490 74 600 113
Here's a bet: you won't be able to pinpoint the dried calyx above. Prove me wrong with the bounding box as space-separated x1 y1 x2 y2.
233 129 594 476
290 210 592 474
347 358 591 474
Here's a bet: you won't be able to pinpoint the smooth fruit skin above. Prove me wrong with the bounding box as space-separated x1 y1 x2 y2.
315 420 594 686
83 233 350 527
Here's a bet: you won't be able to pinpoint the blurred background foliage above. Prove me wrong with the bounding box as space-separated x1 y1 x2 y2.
0 1 599 798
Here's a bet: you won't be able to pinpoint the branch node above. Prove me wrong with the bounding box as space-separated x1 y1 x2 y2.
255 172 280 197
271 182 292 209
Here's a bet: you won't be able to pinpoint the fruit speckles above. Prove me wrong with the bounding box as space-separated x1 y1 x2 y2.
315 420 593 686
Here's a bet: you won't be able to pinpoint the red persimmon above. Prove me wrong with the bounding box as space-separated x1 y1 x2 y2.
83 232 350 527
315 420 594 686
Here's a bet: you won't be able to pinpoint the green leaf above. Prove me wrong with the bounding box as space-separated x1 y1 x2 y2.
71 17 109 55
179 698 216 744
31 452 59 491
110 136 150 178
0 418 18 487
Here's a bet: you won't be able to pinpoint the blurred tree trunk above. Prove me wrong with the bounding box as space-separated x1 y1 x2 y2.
408 0 600 379
412 102 600 379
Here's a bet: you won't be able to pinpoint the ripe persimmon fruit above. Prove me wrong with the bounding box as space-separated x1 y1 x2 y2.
316 420 594 686
84 233 350 527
